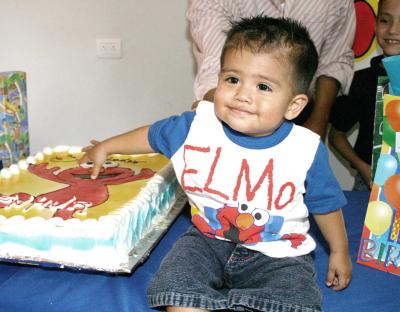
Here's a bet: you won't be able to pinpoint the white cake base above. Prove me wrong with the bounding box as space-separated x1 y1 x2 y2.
0 188 187 273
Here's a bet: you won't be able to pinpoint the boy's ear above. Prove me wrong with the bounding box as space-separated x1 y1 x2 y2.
284 94 308 120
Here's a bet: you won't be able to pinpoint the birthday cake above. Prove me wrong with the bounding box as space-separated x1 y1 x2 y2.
0 146 184 273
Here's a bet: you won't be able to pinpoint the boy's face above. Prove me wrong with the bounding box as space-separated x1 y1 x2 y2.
214 48 307 137
376 0 400 56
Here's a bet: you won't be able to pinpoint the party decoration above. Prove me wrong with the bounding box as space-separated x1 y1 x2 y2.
384 174 400 209
374 154 397 186
358 94 400 276
385 100 400 131
353 0 377 61
364 201 393 236
382 117 396 147
0 71 29 168
384 174 400 241
383 56 400 96
371 76 389 181
370 183 380 201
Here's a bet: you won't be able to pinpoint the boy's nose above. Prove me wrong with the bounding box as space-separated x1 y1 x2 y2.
234 85 252 103
388 20 400 34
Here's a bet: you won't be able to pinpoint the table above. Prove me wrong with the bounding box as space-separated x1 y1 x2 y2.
0 191 398 312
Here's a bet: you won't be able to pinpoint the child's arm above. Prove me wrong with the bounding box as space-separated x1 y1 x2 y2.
313 209 352 291
328 126 371 187
80 125 155 179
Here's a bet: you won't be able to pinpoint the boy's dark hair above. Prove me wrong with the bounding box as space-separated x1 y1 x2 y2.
377 0 386 14
376 0 385 17
221 15 319 93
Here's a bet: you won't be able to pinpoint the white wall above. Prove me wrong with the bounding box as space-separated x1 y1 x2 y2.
0 0 194 153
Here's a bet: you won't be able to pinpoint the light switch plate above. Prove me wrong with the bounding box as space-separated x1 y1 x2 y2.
96 38 122 58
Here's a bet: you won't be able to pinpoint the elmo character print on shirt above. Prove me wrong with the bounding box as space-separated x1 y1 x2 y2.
192 203 306 249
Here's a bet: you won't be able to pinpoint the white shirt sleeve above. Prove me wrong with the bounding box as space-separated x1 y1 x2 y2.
186 0 231 100
313 0 356 95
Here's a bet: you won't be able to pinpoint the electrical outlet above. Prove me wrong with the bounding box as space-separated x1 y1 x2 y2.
96 38 122 58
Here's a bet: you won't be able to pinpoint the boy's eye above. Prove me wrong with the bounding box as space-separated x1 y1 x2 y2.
378 14 391 24
258 83 271 92
226 77 239 84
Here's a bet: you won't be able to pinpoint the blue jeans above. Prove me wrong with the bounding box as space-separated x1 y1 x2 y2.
147 226 321 312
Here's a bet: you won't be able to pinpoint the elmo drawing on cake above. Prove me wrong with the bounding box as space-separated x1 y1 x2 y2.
0 161 155 220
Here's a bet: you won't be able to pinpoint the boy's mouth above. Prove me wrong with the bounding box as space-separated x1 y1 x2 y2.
384 38 400 45
228 105 254 116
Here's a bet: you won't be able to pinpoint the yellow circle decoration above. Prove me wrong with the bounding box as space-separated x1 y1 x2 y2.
365 200 393 236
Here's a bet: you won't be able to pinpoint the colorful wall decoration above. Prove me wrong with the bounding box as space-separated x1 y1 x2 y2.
353 0 380 70
353 0 378 62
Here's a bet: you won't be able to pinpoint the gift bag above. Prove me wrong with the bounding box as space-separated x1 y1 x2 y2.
0 71 29 168
371 76 389 181
357 94 400 275
357 56 400 275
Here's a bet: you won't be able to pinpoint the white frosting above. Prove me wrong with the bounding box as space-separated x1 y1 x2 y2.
7 215 25 224
9 164 20 175
46 217 64 226
26 156 36 164
18 160 29 170
35 152 44 161
0 168 12 179
53 145 69 153
23 216 45 227
68 146 82 154
43 147 53 155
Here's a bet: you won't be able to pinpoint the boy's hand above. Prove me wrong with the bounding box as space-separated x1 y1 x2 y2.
325 251 352 291
313 209 352 291
79 140 108 179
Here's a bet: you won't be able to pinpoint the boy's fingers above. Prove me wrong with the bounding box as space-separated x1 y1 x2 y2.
90 164 102 179
79 140 105 178
81 146 91 152
325 269 336 287
334 273 351 291
78 154 89 165
333 278 347 291
82 140 99 152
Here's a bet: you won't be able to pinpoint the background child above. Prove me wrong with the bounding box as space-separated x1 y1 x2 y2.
81 16 352 312
328 0 400 191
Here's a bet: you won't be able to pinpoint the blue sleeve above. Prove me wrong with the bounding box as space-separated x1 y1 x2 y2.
148 111 195 158
304 141 347 214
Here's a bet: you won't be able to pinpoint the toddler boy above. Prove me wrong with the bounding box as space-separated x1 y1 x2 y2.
82 16 352 312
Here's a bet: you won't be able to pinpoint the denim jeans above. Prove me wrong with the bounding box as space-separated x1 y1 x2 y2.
147 226 321 312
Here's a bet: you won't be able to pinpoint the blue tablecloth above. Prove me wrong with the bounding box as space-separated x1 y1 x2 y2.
0 191 398 312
